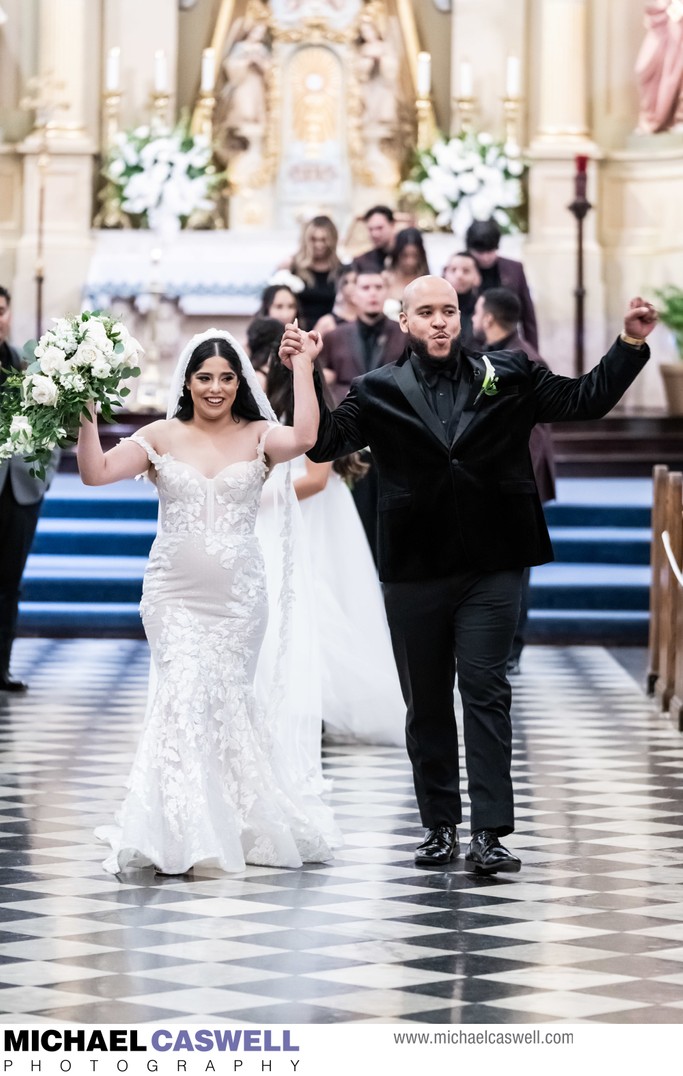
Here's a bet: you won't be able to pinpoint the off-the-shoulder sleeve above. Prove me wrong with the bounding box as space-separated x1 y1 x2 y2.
129 430 164 467
256 421 281 468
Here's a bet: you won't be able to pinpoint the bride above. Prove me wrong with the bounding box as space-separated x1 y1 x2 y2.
77 328 341 875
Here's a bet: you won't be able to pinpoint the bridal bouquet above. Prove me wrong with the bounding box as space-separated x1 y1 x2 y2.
101 120 224 233
0 312 143 478
401 130 527 236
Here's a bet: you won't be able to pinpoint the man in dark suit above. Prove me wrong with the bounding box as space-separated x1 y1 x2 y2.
320 271 405 559
466 219 539 349
442 251 481 348
352 206 397 275
280 276 655 873
321 272 405 404
0 286 59 692
472 286 556 674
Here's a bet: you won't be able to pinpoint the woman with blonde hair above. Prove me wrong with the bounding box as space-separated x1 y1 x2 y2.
283 215 341 329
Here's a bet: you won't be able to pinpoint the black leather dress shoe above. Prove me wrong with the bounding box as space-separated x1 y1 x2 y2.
464 830 521 875
0 675 28 693
415 825 459 865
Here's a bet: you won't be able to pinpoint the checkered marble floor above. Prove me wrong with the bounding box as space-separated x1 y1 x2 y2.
1 639 683 1025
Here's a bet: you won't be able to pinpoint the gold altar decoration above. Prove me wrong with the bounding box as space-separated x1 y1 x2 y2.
197 0 428 211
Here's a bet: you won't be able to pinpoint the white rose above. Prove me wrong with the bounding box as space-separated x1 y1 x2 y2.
92 359 112 379
85 320 114 356
59 371 85 392
10 416 33 439
73 341 103 369
31 375 59 406
38 345 69 376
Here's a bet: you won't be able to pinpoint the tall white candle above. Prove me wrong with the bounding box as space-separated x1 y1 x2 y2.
201 47 215 93
506 55 520 97
153 49 168 94
459 61 473 98
417 51 431 99
106 46 120 93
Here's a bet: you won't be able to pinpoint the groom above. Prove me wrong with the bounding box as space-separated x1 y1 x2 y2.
280 277 655 873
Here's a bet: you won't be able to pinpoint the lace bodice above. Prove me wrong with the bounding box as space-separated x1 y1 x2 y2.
130 429 272 539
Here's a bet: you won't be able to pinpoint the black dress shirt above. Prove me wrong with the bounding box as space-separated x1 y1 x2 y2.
411 349 462 435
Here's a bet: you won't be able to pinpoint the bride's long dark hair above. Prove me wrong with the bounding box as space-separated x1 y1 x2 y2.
175 338 263 423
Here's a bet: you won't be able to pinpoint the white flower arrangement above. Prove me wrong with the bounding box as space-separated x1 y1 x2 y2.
0 312 143 477
401 131 528 237
101 120 225 233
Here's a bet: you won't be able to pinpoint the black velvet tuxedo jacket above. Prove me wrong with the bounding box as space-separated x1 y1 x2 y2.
308 338 649 583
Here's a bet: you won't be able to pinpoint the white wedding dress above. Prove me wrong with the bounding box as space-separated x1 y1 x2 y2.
96 428 340 875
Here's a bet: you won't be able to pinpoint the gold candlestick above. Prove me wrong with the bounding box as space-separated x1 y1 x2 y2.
502 95 522 146
453 95 476 135
416 96 434 152
193 90 216 141
102 89 121 150
150 91 171 133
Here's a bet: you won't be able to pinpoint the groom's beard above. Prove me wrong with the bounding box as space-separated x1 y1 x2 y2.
407 334 461 364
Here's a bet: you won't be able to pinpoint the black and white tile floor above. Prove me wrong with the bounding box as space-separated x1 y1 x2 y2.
1 639 682 1025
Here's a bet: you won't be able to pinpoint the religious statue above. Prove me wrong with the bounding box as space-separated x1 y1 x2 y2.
356 11 399 134
635 0 683 133
215 9 272 180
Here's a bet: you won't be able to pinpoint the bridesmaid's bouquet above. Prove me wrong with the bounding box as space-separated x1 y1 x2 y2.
0 311 143 477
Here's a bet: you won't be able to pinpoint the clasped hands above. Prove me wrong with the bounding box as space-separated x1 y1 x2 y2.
279 321 322 371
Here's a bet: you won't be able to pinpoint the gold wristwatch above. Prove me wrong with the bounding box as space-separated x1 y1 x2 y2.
620 332 645 348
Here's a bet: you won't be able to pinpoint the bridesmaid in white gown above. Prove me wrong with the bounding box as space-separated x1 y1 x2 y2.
77 329 340 875
264 358 406 746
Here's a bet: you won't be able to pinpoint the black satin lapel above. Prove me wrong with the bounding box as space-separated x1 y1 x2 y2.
452 353 486 444
391 362 449 449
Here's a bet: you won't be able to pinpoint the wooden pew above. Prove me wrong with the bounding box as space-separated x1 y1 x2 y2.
647 465 669 696
653 470 682 713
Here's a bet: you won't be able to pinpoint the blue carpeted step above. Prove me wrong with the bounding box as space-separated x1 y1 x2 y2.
16 475 655 643
40 474 158 521
18 601 144 635
529 563 650 610
548 527 651 565
23 555 145 604
32 519 156 557
526 609 649 644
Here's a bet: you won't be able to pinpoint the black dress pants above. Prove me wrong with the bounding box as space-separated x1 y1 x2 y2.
0 481 42 671
383 568 523 837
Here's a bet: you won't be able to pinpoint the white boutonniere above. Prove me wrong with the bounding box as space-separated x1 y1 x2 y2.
475 355 500 402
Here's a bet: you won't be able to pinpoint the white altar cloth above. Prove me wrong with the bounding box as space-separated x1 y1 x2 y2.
83 229 299 316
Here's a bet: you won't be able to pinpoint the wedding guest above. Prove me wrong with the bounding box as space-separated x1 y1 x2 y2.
281 215 341 329
320 271 404 405
353 205 396 274
313 266 358 337
466 218 539 349
281 277 655 874
0 286 59 692
442 251 482 348
383 227 430 319
472 287 556 674
254 283 301 325
246 316 284 391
